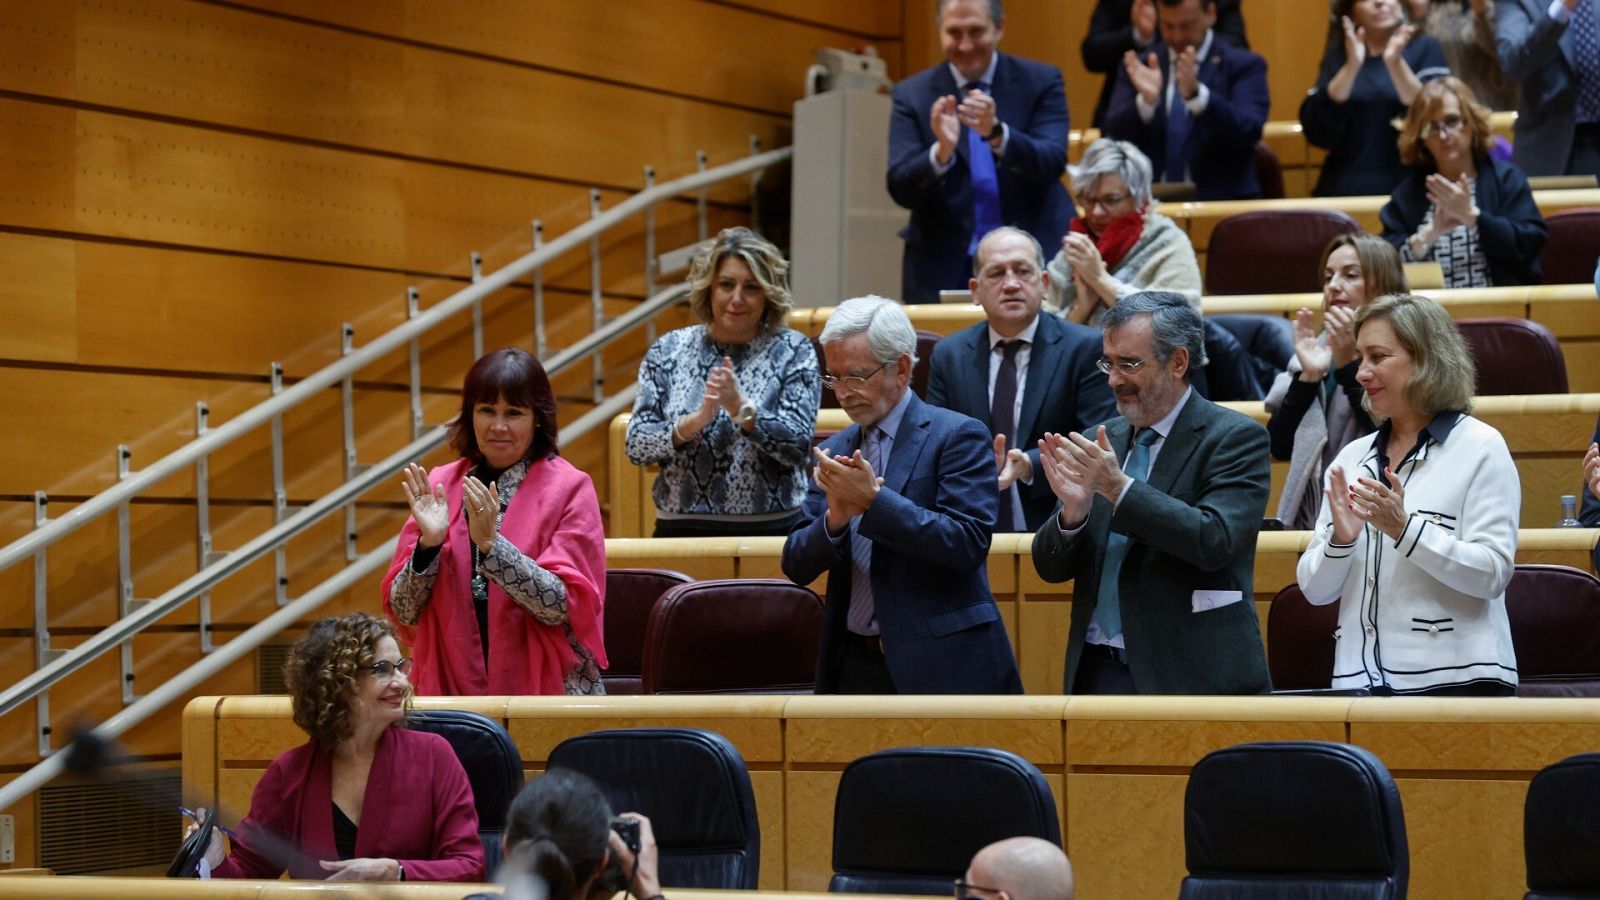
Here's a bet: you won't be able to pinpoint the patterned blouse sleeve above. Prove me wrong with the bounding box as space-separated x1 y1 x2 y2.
479 534 569 626
624 337 677 465
387 550 439 626
743 332 821 467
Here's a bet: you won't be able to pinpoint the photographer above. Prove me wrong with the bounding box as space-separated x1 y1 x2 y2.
470 769 662 900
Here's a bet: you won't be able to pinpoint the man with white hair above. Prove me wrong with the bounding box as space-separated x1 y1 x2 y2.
959 837 1075 900
782 296 1022 694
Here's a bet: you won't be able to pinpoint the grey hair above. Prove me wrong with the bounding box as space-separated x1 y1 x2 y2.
1071 138 1153 205
972 226 1045 276
819 295 919 366
1100 291 1208 380
936 0 1003 24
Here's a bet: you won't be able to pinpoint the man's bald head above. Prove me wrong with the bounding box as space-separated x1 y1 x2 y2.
966 837 1074 900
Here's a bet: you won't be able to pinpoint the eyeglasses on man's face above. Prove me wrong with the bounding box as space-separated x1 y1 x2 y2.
953 879 1004 900
820 361 891 391
1096 355 1151 376
1422 114 1466 140
360 658 414 680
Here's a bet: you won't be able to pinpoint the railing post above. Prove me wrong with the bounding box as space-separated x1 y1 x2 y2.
270 363 287 607
116 446 142 704
407 287 423 440
33 492 57 757
589 189 605 405
195 403 215 654
340 324 362 563
643 166 657 345
696 150 709 243
748 135 764 234
532 221 546 358
470 252 484 360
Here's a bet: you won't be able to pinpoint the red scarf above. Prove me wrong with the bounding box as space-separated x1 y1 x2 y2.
1069 207 1147 271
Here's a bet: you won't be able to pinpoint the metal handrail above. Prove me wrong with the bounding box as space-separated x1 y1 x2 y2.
0 283 686 721
0 147 790 574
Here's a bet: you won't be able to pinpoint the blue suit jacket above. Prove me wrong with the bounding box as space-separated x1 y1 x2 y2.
888 52 1074 303
781 393 1023 694
1103 37 1269 200
1496 0 1588 176
925 313 1116 531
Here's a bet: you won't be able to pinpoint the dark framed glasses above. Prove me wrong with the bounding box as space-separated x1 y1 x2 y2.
954 879 1004 900
360 658 414 680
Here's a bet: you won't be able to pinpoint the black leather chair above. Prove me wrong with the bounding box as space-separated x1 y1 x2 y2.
641 579 823 694
547 727 759 889
408 709 523 879
1181 741 1408 899
603 568 694 694
828 747 1060 895
1525 752 1600 900
1211 313 1294 395
1200 317 1265 401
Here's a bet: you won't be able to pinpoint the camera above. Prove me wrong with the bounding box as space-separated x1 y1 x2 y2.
610 817 641 855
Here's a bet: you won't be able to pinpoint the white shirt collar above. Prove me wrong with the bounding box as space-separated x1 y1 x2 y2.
1166 30 1214 65
987 313 1041 349
948 52 1000 91
1143 385 1194 441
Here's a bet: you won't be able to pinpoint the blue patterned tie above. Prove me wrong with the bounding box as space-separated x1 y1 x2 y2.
1164 75 1192 183
963 81 1002 256
1572 0 1600 124
1091 428 1160 640
847 426 885 635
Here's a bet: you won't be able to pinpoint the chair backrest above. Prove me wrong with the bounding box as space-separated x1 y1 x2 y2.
407 709 523 879
1456 318 1569 395
602 568 695 695
547 727 760 890
1253 141 1285 200
1505 564 1600 697
1525 752 1600 900
1200 317 1265 401
1179 741 1408 899
641 579 823 694
1266 583 1338 692
815 330 942 409
1537 208 1600 286
828 746 1061 895
1204 209 1362 295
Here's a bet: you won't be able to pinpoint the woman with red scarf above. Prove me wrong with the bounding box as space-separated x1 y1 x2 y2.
1045 138 1202 326
382 348 607 696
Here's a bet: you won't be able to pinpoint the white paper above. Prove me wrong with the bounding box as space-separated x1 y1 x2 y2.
1191 589 1244 613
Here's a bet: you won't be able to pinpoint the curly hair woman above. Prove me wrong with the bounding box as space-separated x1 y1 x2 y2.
185 613 484 881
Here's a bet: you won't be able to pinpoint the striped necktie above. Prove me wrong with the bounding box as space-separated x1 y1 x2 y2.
846 426 885 635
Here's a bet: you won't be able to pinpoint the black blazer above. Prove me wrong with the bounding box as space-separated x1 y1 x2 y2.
887 52 1074 303
925 313 1115 531
1031 392 1273 695
1379 155 1548 286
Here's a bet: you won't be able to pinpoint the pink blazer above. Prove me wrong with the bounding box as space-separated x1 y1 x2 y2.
214 727 484 881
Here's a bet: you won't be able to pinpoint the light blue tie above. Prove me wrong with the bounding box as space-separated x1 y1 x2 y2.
847 426 885 635
1091 428 1160 640
963 81 1002 256
1163 80 1192 183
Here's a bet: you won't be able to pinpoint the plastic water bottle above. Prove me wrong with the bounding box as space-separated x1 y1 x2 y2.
1557 494 1582 528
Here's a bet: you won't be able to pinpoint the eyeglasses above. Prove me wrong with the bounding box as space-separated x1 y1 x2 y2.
360 658 414 680
820 362 891 391
953 879 1004 900
1076 191 1132 212
1422 114 1466 140
1096 356 1151 375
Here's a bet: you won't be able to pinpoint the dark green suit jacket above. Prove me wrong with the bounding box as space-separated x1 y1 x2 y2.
1031 391 1272 694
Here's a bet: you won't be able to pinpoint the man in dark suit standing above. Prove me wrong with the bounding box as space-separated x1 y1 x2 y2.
1081 0 1249 129
926 227 1114 532
1032 291 1271 695
783 296 1022 694
888 0 1074 303
1102 0 1269 200
1495 0 1600 176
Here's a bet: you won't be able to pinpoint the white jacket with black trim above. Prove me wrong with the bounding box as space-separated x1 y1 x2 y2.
1296 413 1520 693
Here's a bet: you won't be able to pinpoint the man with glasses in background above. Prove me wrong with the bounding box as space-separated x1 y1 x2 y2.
958 838 1074 900
1031 292 1272 695
783 296 1022 695
926 227 1113 532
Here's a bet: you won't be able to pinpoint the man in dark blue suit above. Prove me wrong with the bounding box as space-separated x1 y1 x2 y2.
888 0 1074 303
783 296 1022 694
926 227 1114 532
1495 0 1600 176
1102 0 1269 200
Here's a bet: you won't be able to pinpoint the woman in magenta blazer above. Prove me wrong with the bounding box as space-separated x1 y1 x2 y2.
188 613 484 881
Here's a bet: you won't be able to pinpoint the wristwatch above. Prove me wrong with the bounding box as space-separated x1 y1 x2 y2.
738 401 757 427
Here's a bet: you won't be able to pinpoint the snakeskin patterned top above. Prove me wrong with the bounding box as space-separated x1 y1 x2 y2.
625 324 821 520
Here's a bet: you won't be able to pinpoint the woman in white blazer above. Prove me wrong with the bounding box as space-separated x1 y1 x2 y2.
1296 293 1519 695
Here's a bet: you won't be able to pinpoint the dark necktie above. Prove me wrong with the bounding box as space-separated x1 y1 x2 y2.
847 426 885 635
1573 0 1600 123
963 81 1003 256
1164 65 1192 183
990 339 1023 448
1092 428 1160 640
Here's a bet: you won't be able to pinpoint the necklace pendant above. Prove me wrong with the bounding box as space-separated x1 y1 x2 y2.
471 574 489 602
